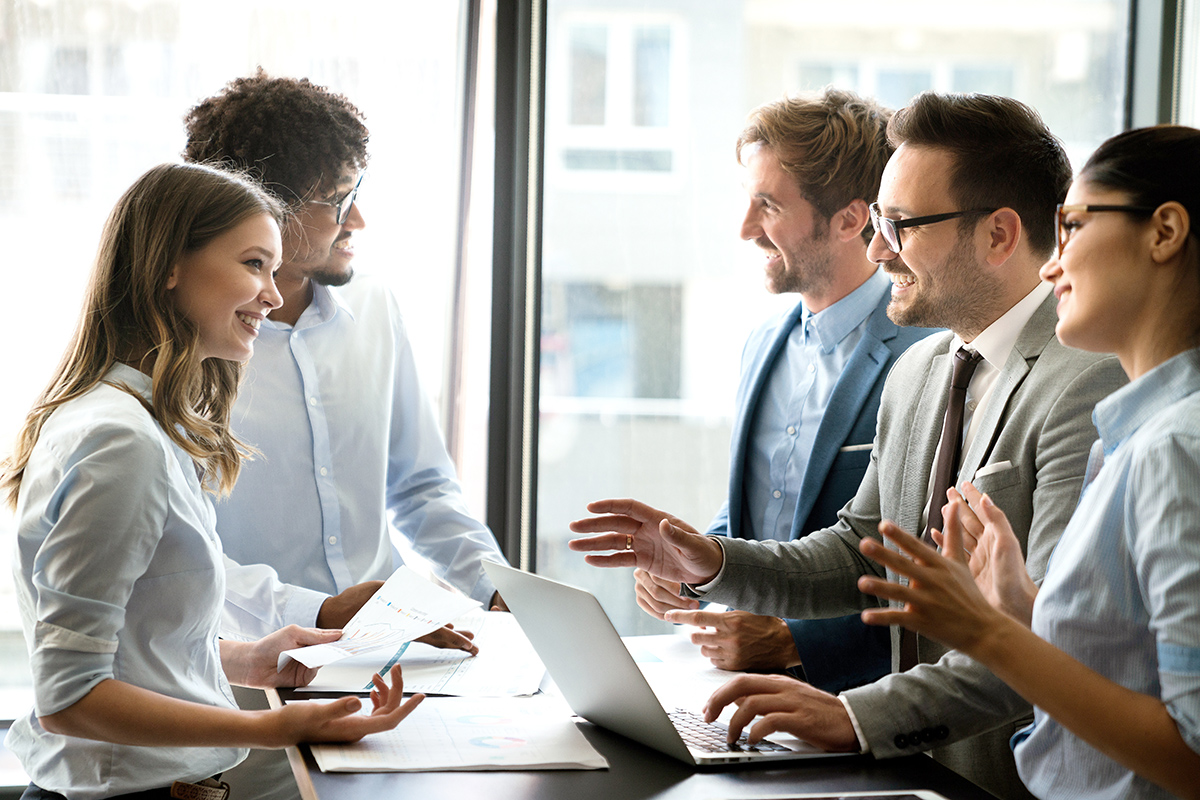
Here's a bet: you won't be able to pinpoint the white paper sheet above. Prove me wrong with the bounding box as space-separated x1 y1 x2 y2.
299 695 608 772
280 566 480 670
298 609 545 696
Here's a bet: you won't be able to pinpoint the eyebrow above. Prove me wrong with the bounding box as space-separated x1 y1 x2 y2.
242 245 279 262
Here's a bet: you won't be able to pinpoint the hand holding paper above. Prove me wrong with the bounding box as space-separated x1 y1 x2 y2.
280 567 481 670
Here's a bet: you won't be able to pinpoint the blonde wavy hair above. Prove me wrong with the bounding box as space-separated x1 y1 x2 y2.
1 162 286 509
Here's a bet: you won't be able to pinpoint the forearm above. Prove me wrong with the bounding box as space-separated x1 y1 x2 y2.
39 679 282 749
706 528 874 618
974 620 1200 798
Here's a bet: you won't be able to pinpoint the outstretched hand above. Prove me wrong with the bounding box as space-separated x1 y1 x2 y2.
856 518 1011 656
568 498 724 585
271 664 424 746
665 609 799 672
634 569 699 619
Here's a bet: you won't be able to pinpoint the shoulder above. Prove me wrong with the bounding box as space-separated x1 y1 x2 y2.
1031 339 1126 399
892 329 954 370
31 385 171 486
744 300 804 350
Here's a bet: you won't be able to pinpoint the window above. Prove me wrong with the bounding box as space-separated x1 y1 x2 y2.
535 0 1131 636
1181 0 1200 125
549 13 683 188
0 0 474 718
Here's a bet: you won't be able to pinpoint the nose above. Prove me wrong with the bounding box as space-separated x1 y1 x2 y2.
865 227 897 263
1039 252 1062 284
261 274 284 311
740 202 762 241
343 199 366 231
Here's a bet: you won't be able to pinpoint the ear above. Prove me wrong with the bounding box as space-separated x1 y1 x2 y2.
1149 201 1190 264
166 264 179 291
982 208 1022 267
832 198 871 244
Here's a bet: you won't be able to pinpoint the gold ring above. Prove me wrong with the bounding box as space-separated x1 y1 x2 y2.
625 534 633 551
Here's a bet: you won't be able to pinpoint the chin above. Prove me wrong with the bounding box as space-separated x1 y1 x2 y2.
312 266 355 287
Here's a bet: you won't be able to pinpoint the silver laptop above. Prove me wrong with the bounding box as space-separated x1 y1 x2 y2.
484 561 847 765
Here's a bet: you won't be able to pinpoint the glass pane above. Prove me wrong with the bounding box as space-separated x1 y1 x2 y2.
539 0 1130 636
569 25 608 125
0 0 469 716
1181 0 1200 125
634 25 671 126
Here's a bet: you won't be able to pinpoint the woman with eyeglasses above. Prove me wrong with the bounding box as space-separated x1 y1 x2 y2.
855 125 1200 799
0 163 422 800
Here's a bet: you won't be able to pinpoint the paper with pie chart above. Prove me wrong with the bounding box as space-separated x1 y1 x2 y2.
279 566 481 670
300 695 608 771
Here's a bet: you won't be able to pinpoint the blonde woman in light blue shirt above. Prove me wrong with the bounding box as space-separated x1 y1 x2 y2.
1 163 422 800
857 126 1200 799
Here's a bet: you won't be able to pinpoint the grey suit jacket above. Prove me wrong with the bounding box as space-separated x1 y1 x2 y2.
702 293 1128 799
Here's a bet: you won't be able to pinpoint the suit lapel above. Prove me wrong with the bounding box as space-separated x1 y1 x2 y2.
897 345 953 535
958 293 1057 480
727 301 806 540
789 295 895 536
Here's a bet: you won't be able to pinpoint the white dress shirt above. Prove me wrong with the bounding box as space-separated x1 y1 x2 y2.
217 277 505 639
7 364 245 798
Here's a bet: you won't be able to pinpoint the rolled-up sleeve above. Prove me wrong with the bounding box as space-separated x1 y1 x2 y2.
1131 435 1200 755
20 425 167 715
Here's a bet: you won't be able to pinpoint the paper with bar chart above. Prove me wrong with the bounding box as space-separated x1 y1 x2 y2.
279 566 481 670
297 608 545 696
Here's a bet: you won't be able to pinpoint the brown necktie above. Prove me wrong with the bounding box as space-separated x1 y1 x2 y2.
899 346 982 672
925 347 983 540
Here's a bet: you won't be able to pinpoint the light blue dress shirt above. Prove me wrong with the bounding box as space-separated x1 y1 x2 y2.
1015 347 1200 798
7 364 245 799
217 277 505 639
744 269 889 541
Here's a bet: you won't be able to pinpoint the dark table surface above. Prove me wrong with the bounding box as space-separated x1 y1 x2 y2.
288 712 999 800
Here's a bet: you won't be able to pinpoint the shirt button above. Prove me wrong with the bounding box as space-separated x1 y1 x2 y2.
967 400 978 411
807 364 815 373
328 536 338 545
773 490 782 499
786 426 796 435
309 397 318 406
320 467 328 476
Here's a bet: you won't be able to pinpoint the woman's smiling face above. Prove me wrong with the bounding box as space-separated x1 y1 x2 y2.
169 212 284 362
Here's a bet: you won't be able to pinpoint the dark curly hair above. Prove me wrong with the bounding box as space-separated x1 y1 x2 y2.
183 68 369 204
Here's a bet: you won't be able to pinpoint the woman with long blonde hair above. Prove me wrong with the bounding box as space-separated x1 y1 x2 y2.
2 162 421 800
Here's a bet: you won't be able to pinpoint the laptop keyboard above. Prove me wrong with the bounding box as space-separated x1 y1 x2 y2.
668 708 793 753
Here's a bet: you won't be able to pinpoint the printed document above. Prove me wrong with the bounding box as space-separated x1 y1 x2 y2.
299 695 608 772
298 609 545 696
280 566 480 670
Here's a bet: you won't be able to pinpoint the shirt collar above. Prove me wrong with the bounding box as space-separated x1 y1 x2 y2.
1093 346 1200 451
803 268 890 353
265 281 357 332
105 362 153 402
949 281 1052 370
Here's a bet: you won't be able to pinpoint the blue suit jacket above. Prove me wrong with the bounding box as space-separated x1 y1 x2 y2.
707 291 938 692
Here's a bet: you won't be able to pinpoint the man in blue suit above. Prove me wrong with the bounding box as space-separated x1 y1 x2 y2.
634 89 937 692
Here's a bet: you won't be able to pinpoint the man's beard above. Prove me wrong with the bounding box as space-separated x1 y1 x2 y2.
310 266 355 287
887 234 1001 338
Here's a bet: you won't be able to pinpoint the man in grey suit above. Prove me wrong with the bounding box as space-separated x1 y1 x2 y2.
569 92 1127 799
635 89 936 692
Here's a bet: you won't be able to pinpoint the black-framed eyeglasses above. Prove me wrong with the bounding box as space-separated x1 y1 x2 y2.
312 173 364 224
869 202 997 254
1055 203 1156 258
